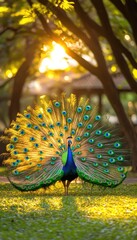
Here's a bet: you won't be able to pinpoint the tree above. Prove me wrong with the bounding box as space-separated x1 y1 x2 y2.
0 0 137 169
26 0 137 169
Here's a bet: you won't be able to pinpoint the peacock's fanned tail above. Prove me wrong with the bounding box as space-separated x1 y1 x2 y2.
2 93 131 191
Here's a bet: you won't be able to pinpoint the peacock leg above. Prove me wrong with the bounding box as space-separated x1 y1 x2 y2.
66 180 71 195
62 181 67 195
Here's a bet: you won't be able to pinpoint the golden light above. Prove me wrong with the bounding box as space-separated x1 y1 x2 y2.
110 65 117 73
107 55 113 61
124 34 131 41
133 68 137 79
64 75 71 82
39 42 69 73
42 45 48 51
6 70 13 78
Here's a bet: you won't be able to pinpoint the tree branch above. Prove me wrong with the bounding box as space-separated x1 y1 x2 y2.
0 77 14 89
37 0 102 59
91 0 137 92
0 27 18 36
110 0 137 45
73 0 137 69
27 0 98 75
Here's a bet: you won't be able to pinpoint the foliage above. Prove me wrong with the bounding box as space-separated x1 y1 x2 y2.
0 182 137 239
0 167 6 176
0 0 137 169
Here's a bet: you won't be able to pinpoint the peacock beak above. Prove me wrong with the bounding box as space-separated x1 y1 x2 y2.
68 140 72 146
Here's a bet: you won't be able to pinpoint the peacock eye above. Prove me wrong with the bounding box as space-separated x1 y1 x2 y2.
42 136 47 141
15 124 20 130
121 173 126 178
30 137 35 141
95 115 101 121
49 143 53 148
102 162 109 167
117 156 124 161
114 142 121 148
96 154 102 159
59 132 64 137
37 113 43 119
62 110 67 116
64 126 68 131
13 150 18 155
86 124 93 130
77 107 82 113
77 122 83 128
92 162 99 167
117 167 124 172
34 125 39 130
54 102 61 107
13 170 19 175
89 148 94 153
76 136 81 141
95 130 102 135
34 143 39 148
8 144 14 149
103 169 110 174
104 132 111 138
47 108 52 113
88 138 95 144
41 122 46 127
27 123 32 128
11 136 18 143
109 158 115 163
67 118 72 123
16 159 21 163
20 130 25 135
85 105 92 111
23 148 28 153
25 113 31 119
108 150 114 155
83 132 90 138
49 124 54 129
97 142 104 148
56 122 61 126
71 129 76 135
83 115 90 121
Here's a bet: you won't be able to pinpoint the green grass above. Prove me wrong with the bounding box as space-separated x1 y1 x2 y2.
0 182 137 240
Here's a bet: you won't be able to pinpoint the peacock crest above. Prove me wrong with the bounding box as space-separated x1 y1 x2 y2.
2 93 130 194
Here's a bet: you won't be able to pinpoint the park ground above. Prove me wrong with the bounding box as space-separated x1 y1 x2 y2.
0 168 137 240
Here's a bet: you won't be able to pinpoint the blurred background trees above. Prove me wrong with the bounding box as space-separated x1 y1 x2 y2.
0 0 137 169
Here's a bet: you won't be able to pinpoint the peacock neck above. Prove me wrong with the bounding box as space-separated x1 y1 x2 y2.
67 146 73 162
62 146 78 181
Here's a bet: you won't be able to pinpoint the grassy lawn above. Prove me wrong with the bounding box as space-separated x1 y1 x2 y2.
0 182 137 240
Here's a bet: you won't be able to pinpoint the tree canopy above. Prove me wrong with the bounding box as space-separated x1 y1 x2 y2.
0 0 137 169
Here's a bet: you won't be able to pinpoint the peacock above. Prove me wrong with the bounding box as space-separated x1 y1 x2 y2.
1 93 131 195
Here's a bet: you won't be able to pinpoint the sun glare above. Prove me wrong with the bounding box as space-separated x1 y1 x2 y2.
133 68 137 79
6 70 13 78
39 42 69 73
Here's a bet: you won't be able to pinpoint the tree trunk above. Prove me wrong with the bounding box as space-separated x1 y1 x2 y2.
9 44 36 122
98 70 137 171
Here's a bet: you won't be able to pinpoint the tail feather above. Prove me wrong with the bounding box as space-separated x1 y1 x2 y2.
1 93 131 191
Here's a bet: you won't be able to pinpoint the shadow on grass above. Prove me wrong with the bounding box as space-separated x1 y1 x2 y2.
0 182 137 240
0 182 137 197
0 185 137 240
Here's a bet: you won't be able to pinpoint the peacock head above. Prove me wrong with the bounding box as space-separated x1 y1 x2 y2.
67 136 72 147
